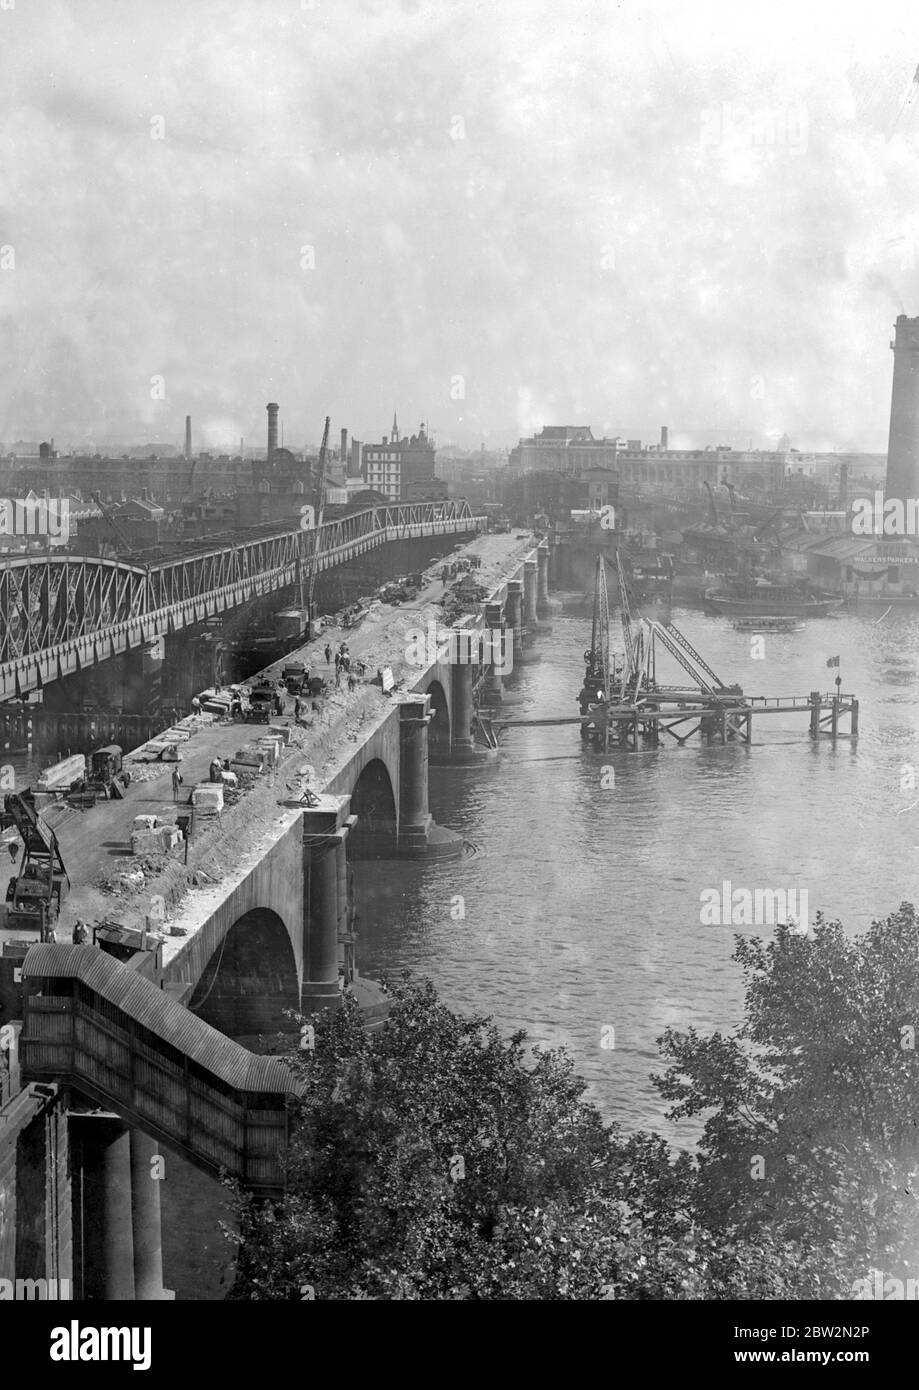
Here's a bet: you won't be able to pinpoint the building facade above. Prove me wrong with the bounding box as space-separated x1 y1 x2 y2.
362 414 437 501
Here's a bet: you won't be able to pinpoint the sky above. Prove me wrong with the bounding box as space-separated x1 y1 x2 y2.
3 0 919 453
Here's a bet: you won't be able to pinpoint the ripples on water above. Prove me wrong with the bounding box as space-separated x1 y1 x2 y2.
355 602 919 1145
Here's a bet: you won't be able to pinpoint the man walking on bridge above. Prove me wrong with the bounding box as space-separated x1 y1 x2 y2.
324 642 332 665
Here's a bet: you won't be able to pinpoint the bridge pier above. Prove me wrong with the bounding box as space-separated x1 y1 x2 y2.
130 1130 168 1301
480 603 506 706
537 546 550 613
448 662 496 763
525 558 549 631
506 581 524 650
547 538 559 590
74 1116 136 1300
73 1116 171 1300
396 695 466 852
302 801 350 1017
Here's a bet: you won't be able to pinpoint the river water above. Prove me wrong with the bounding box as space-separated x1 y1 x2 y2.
355 597 919 1144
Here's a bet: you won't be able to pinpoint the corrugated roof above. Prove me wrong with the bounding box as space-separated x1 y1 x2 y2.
23 944 304 1097
805 538 874 561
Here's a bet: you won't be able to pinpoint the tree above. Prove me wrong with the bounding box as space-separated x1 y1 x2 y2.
655 904 919 1290
226 977 833 1299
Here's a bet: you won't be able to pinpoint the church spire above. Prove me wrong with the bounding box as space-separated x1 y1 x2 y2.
392 411 399 443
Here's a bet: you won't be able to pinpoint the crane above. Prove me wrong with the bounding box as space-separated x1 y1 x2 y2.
305 416 331 625
91 492 132 554
584 555 611 701
0 793 70 939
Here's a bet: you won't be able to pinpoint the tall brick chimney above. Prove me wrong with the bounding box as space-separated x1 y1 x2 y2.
266 402 279 463
885 315 919 505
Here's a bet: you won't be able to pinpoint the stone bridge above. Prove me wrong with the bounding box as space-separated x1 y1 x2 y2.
0 535 553 1300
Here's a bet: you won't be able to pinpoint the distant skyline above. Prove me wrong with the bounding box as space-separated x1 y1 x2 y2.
3 1 919 452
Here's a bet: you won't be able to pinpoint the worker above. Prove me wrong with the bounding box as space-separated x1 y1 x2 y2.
191 695 202 717
348 671 357 693
172 767 184 801
7 841 17 862
72 920 88 945
230 695 242 719
324 642 332 665
210 758 222 783
294 695 303 723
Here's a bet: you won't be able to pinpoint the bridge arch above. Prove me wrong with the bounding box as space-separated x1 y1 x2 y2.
424 677 451 755
348 756 398 859
188 907 299 1045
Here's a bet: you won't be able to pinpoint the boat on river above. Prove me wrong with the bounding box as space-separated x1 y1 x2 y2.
705 579 840 618
732 615 805 633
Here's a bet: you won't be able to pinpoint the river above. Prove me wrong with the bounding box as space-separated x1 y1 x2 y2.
354 596 919 1144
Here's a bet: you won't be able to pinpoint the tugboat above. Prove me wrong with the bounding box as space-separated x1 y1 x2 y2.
732 615 805 633
705 577 839 618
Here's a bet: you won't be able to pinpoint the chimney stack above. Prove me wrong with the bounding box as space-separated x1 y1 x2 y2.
340 427 348 464
266 403 279 463
660 425 669 450
184 415 192 461
350 439 362 477
885 315 919 506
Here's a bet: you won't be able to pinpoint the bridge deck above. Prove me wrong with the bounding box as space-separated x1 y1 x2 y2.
0 530 537 958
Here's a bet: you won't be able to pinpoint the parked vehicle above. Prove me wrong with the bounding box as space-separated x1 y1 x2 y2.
282 663 308 694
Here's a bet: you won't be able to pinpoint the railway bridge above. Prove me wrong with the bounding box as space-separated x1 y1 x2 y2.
0 500 481 703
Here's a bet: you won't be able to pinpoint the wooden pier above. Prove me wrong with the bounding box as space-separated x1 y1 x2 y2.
485 688 859 751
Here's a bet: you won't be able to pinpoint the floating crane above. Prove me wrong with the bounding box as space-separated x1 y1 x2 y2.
578 549 738 749
583 555 611 702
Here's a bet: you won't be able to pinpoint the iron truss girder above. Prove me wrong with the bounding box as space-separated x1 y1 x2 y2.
0 502 482 700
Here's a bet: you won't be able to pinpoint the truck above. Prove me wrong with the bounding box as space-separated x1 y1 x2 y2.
67 744 131 808
0 793 70 939
245 680 279 724
282 663 308 694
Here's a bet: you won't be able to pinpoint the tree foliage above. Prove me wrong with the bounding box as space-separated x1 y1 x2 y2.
224 930 884 1300
655 903 919 1286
